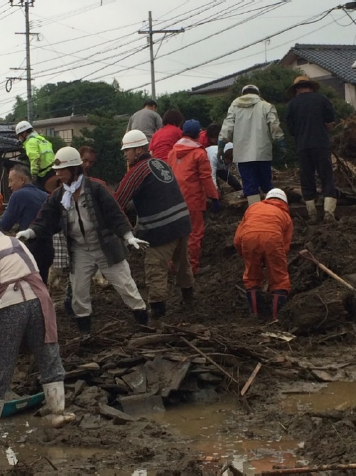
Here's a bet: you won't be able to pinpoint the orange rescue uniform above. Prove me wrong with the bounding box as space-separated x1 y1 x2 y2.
234 199 293 292
167 137 218 274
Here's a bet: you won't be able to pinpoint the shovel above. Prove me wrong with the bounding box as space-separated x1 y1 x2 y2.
299 249 356 292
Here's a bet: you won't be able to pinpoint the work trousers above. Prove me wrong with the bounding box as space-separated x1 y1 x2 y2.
144 237 194 303
70 246 146 317
27 238 54 285
238 161 273 196
298 148 337 201
216 169 242 191
0 299 65 399
188 211 205 275
240 232 291 293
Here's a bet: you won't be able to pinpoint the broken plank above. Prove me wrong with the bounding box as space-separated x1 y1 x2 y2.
128 334 180 349
118 394 165 416
98 403 136 424
240 363 262 397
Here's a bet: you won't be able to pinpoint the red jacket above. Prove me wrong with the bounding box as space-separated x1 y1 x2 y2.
234 199 293 254
199 130 213 148
149 124 182 161
167 137 218 211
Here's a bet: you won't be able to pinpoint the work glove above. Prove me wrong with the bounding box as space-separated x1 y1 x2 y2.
211 198 220 213
16 229 36 240
217 140 226 163
277 138 287 157
123 231 149 250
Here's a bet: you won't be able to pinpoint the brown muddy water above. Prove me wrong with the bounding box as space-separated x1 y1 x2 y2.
2 382 356 474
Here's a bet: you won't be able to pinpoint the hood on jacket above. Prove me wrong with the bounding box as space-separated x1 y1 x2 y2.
263 198 290 214
233 93 261 108
174 137 204 159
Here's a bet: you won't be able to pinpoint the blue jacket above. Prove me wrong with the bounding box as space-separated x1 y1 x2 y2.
0 184 48 231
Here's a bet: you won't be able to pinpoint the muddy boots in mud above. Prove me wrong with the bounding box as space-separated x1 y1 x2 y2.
76 316 91 335
246 288 261 317
132 309 149 326
42 381 75 429
324 197 337 223
271 290 288 322
305 200 318 225
181 287 194 309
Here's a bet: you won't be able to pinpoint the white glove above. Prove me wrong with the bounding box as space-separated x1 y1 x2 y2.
16 229 36 240
123 231 149 250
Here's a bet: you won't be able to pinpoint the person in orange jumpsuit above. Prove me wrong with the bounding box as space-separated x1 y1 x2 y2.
167 120 219 275
234 188 293 321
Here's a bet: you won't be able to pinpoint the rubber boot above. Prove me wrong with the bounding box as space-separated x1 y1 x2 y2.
132 309 149 326
271 290 288 322
246 288 259 316
181 287 194 307
64 281 74 316
324 197 337 223
150 302 166 319
305 200 318 224
76 316 91 335
42 381 75 428
247 194 261 206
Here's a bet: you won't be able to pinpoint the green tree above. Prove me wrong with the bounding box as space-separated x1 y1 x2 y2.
71 112 127 185
157 91 218 127
44 135 66 153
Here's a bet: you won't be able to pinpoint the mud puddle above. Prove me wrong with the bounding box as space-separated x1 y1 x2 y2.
281 381 356 413
0 397 297 474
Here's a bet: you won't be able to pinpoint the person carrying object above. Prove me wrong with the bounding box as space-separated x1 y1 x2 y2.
206 142 242 192
17 146 149 336
233 188 293 322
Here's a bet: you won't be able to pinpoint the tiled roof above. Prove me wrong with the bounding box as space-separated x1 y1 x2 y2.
191 60 279 94
285 44 356 84
0 124 22 154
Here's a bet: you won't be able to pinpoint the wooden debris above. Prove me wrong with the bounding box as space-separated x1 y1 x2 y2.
259 462 356 474
127 334 180 348
240 362 262 397
181 337 240 388
122 368 147 394
118 394 165 416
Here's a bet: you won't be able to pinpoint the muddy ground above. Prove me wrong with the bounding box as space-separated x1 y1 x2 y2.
3 176 356 475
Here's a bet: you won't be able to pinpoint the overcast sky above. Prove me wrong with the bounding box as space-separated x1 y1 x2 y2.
0 0 354 117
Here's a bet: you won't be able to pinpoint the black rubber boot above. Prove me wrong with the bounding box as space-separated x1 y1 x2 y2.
271 290 288 322
181 287 194 306
246 288 260 316
64 281 74 316
132 309 149 326
150 301 166 319
76 316 91 335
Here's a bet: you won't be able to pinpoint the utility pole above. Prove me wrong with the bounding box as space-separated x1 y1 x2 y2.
139 11 184 100
9 0 36 122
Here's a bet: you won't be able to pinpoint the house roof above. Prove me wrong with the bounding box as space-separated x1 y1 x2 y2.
280 44 356 84
191 60 279 94
0 124 22 154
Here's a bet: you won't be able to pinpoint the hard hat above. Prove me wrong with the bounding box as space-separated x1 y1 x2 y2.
224 142 233 153
121 130 149 150
15 120 33 135
52 147 83 169
266 188 288 204
242 84 260 95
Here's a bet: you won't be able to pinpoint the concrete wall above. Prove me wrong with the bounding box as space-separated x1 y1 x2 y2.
345 83 356 108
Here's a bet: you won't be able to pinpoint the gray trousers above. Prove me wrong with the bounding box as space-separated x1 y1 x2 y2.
0 299 65 399
70 247 146 317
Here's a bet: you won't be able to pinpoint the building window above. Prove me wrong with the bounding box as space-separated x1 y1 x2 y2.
297 58 308 66
55 129 73 144
45 128 55 137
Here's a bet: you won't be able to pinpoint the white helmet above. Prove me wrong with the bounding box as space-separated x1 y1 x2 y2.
266 188 288 204
121 130 149 150
52 147 83 169
15 120 33 135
